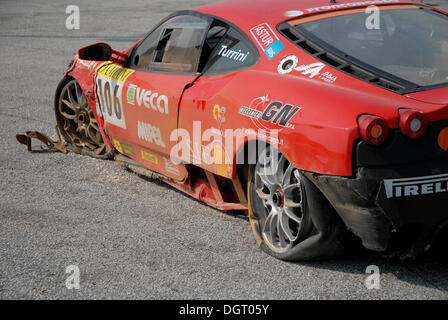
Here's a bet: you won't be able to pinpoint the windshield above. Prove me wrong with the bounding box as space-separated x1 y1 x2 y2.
290 6 448 88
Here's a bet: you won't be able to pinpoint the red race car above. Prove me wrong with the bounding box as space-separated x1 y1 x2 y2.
19 0 448 261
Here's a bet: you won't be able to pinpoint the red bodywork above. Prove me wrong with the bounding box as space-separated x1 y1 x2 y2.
63 0 448 213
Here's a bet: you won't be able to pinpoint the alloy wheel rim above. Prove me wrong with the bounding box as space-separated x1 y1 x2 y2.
58 80 104 149
254 147 305 253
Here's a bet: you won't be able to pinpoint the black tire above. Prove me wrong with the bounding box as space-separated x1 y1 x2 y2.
248 145 346 261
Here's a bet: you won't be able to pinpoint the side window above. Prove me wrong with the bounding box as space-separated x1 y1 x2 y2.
131 15 210 74
202 27 258 75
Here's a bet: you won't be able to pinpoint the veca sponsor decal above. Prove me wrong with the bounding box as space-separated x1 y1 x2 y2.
127 84 169 115
137 121 166 148
239 95 300 130
384 173 448 198
95 64 135 129
250 23 285 60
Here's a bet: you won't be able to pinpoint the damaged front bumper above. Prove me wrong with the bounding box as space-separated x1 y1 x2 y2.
304 119 448 258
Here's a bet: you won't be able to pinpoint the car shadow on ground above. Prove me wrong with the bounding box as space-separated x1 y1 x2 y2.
295 234 448 293
127 163 448 293
125 162 448 291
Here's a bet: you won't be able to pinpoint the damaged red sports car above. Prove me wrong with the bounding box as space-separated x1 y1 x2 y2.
18 0 448 261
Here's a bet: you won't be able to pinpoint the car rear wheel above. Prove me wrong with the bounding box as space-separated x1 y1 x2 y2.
248 145 346 261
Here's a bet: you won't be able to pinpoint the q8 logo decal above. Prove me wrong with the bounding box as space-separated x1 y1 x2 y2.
95 64 135 129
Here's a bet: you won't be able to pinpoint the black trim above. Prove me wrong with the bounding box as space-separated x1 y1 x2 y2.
355 119 448 168
200 26 260 76
277 5 448 95
306 157 448 256
127 10 211 76
200 12 260 75
126 10 260 76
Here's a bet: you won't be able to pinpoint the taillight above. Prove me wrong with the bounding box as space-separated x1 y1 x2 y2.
358 115 389 145
399 109 427 139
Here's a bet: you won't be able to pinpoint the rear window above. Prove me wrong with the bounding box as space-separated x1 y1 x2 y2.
286 6 448 89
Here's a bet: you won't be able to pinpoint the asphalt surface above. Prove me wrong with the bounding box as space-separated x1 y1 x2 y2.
1 0 448 300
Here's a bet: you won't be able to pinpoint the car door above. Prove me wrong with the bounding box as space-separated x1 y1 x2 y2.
96 14 210 179
177 22 260 178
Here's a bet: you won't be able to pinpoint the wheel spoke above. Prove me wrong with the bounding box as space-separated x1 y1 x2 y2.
61 99 77 112
257 171 276 188
280 212 298 242
284 207 302 224
294 169 301 182
265 154 278 182
60 111 76 120
270 214 278 237
277 216 287 247
74 82 81 104
275 156 287 184
283 183 301 193
89 112 98 124
96 131 103 143
282 163 294 186
67 86 78 106
94 144 106 155
256 188 270 200
76 125 85 134
263 211 276 244
284 200 302 209
89 122 100 132
87 126 98 142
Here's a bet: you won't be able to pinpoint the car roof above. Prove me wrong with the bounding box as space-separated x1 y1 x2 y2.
196 0 419 29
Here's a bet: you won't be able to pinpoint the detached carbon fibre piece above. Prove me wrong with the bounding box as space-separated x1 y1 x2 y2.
16 129 67 154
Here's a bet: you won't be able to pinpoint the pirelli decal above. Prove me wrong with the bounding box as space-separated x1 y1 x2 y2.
384 173 448 199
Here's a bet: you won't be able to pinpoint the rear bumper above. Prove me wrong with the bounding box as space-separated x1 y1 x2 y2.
304 161 448 254
303 119 448 255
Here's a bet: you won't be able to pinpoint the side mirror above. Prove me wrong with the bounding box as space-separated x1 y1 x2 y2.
78 43 112 61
